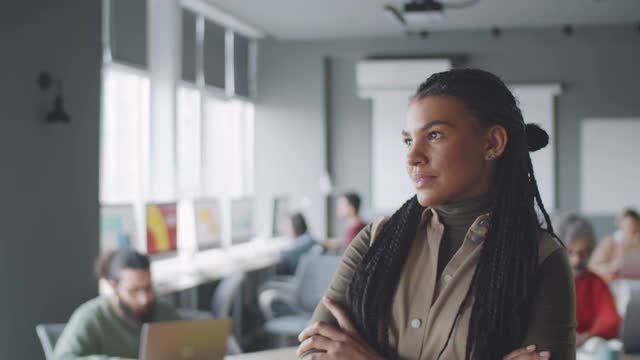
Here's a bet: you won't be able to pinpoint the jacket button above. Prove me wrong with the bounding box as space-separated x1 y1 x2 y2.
444 274 453 284
411 318 422 329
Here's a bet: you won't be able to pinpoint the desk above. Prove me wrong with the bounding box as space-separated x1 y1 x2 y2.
226 347 298 360
610 279 640 316
152 237 293 345
99 237 293 296
152 237 292 295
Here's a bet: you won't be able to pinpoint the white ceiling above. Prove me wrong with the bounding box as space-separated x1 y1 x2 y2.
205 0 640 40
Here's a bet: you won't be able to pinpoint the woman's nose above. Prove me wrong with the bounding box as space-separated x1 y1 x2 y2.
407 144 427 167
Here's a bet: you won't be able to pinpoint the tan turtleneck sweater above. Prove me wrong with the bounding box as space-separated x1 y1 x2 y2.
307 195 576 359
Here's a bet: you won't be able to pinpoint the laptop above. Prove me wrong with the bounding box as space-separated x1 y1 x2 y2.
618 250 640 279
622 289 640 353
139 318 231 360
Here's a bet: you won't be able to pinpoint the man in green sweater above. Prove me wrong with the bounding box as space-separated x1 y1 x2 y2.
53 249 180 360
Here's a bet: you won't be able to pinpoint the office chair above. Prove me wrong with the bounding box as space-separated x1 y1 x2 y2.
35 323 66 360
259 253 341 346
177 272 246 355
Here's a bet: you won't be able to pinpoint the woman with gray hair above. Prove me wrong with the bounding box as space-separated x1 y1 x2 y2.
554 213 596 262
554 213 620 348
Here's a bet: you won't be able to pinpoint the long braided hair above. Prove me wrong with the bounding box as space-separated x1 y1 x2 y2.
347 69 555 359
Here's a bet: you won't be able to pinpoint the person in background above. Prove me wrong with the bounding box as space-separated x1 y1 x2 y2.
54 249 180 360
555 214 621 347
337 192 366 253
589 209 640 281
276 212 319 275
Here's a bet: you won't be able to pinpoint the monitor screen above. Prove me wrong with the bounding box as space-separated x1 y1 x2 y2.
100 204 136 252
194 199 223 251
146 203 178 256
230 198 254 245
271 196 290 237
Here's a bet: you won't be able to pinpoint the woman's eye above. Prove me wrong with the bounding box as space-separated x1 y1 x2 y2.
403 138 413 147
428 131 444 141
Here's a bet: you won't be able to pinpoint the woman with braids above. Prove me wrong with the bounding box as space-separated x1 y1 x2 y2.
296 69 575 360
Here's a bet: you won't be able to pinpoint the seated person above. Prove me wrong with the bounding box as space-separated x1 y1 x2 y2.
555 214 621 347
54 249 180 359
589 208 640 281
276 212 319 275
337 192 366 253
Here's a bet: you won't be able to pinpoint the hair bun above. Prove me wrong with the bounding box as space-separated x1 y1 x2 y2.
525 123 549 152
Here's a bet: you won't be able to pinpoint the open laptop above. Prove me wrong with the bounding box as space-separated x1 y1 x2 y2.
618 250 640 279
140 318 231 360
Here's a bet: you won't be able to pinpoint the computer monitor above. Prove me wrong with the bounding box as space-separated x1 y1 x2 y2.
271 196 290 237
139 319 230 360
193 199 223 251
146 203 178 257
100 204 136 252
230 197 254 246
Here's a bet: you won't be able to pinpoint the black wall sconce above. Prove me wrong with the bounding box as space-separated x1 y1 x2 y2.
563 25 574 36
38 71 71 124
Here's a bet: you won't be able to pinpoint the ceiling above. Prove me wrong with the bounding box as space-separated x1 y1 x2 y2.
205 0 640 40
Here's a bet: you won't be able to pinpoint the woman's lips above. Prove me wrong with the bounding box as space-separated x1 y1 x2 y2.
413 175 436 188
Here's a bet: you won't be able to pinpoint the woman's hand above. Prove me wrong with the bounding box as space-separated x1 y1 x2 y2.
296 296 383 360
503 345 550 360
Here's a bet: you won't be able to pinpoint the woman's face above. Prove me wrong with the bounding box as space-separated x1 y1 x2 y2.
286 218 297 238
403 95 500 207
619 216 640 237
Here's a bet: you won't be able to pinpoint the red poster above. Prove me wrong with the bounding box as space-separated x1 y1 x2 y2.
146 203 177 255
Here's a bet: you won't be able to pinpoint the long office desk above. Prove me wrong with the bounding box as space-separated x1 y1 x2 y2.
100 237 293 296
226 347 298 360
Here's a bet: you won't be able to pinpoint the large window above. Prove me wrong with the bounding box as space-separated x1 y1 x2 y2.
176 87 255 199
100 64 150 250
202 96 254 198
100 1 257 254
100 65 150 204
174 87 254 252
176 85 202 198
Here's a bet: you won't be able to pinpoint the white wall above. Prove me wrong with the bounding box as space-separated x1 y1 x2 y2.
511 84 561 210
581 118 640 214
254 41 328 238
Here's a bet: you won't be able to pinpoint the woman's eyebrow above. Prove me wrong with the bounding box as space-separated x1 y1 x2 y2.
402 120 456 137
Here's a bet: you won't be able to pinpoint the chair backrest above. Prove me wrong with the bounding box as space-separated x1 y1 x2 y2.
296 254 341 313
622 288 640 353
211 272 246 318
36 323 66 360
289 245 324 284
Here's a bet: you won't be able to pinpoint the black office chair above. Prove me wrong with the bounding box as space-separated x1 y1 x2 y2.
35 323 66 360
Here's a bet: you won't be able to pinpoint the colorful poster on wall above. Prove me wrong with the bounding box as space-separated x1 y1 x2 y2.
100 205 136 252
194 199 223 250
146 203 177 255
